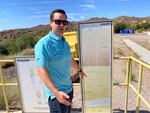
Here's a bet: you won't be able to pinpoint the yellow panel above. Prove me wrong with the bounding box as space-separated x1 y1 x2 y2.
63 31 78 58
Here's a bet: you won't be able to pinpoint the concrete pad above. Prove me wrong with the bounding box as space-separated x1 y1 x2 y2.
123 39 150 64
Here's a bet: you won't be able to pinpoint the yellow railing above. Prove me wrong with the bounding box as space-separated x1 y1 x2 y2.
114 56 150 113
0 59 17 112
1 57 150 113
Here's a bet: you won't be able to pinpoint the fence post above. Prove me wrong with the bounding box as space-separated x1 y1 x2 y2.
124 58 131 113
136 64 143 113
0 64 9 112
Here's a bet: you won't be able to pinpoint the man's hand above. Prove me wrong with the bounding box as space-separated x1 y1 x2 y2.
79 71 87 79
55 91 71 106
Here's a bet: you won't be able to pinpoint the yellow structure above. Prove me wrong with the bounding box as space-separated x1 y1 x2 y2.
63 31 78 58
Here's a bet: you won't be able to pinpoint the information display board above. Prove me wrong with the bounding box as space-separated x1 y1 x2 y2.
15 57 49 113
78 21 112 113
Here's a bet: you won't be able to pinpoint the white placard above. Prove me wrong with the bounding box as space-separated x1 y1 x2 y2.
15 57 49 113
78 21 112 113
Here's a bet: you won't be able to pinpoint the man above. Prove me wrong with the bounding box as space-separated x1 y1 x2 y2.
34 9 86 113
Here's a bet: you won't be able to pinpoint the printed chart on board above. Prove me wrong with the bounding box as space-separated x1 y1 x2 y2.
15 57 49 113
79 21 112 113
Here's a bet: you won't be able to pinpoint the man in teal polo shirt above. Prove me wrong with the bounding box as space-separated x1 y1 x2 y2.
34 9 86 113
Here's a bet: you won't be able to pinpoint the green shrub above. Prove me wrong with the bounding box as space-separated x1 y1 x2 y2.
114 22 130 33
0 33 38 55
0 39 12 55
136 22 150 30
0 45 9 55
14 33 37 52
7 41 18 54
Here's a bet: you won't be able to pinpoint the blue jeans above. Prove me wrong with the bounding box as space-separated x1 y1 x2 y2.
48 90 73 113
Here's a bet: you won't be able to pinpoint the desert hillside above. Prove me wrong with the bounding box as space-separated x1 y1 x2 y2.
0 16 150 41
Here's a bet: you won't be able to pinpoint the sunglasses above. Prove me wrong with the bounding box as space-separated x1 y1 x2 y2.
53 19 69 26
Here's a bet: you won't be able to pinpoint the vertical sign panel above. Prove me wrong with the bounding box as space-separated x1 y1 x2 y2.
78 21 112 113
15 57 49 113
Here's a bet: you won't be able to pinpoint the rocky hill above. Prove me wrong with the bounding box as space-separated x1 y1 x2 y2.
0 16 150 41
0 22 78 41
113 16 150 27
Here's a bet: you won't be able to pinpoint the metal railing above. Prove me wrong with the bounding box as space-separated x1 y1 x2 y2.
114 56 150 113
0 59 17 112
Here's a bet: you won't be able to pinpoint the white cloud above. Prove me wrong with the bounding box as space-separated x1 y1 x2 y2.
68 15 77 21
28 15 49 19
25 0 71 5
28 1 64 4
68 13 86 21
28 8 42 11
80 16 85 19
68 13 85 16
79 4 96 10
34 11 50 14
84 0 96 3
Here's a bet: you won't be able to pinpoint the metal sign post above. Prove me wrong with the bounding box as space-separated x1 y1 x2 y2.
78 21 113 113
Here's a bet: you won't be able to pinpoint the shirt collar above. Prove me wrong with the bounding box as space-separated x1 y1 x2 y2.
49 32 65 41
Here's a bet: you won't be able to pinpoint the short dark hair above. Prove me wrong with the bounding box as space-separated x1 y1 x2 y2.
50 9 67 21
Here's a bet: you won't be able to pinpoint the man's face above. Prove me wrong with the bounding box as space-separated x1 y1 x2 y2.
50 12 68 37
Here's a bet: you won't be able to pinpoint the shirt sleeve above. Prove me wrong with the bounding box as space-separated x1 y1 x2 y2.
34 42 49 68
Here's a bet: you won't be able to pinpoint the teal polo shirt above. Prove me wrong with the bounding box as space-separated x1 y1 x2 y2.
34 32 73 99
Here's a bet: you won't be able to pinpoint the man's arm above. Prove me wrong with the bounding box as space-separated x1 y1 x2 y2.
71 58 87 79
37 67 71 106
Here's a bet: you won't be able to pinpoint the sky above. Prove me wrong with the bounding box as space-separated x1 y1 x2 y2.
0 0 150 31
